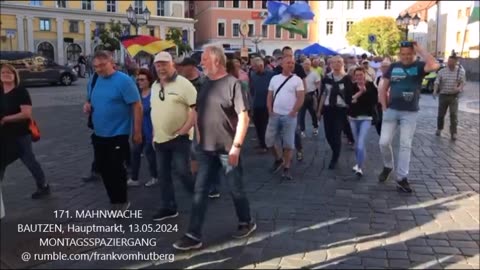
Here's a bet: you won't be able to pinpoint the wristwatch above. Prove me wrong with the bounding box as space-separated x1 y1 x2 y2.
233 143 242 148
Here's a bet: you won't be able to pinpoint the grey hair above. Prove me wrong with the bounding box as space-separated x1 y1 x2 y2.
203 44 227 67
93 50 114 61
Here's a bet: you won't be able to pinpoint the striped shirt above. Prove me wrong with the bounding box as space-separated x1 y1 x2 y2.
434 66 465 95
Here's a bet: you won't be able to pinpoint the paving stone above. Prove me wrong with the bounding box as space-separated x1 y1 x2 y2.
361 258 388 268
409 246 435 255
387 251 409 260
388 259 412 269
460 248 480 256
432 246 463 255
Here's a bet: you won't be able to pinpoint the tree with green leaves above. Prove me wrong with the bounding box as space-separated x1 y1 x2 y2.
346 16 403 56
92 20 123 52
166 28 192 55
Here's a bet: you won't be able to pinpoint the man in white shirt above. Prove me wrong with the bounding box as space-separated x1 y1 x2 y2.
265 55 305 180
299 59 321 137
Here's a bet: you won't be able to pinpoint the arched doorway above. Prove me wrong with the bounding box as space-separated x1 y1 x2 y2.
66 43 82 64
37 41 54 61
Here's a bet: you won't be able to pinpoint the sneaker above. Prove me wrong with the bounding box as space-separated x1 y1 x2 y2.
451 133 457 141
127 179 141 187
328 161 336 170
232 222 257 239
120 201 131 211
352 164 359 172
82 173 100 182
435 130 441 136
397 178 413 193
296 151 304 161
378 167 393 182
144 178 159 187
271 159 284 173
208 189 220 199
152 209 179 222
282 168 293 180
300 132 306 138
173 234 203 251
313 128 319 136
31 185 51 199
355 168 363 177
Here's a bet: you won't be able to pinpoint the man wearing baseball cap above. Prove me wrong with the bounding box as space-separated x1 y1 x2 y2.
150 51 197 221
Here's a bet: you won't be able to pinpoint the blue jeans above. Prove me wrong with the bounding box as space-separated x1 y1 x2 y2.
154 135 194 211
349 119 371 168
130 136 157 180
265 113 297 150
379 109 418 181
187 150 252 240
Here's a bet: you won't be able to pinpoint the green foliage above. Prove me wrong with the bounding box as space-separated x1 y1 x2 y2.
92 20 123 51
346 16 403 56
166 28 192 55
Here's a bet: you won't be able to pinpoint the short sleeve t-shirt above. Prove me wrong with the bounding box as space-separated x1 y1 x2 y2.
305 71 321 93
150 75 197 144
383 61 426 111
88 71 140 137
2 86 32 138
269 74 304 115
196 74 249 152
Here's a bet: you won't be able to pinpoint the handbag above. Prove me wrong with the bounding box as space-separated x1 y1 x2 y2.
29 119 41 142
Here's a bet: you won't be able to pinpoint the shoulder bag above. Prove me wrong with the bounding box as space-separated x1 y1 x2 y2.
87 73 99 129
272 75 293 105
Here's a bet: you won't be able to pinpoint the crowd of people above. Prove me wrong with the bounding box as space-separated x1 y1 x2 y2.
1 41 468 249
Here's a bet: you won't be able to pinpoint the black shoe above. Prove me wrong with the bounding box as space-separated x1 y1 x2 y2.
397 178 413 193
82 173 100 182
31 185 51 199
378 167 393 182
208 189 220 199
451 133 457 141
328 161 336 170
282 168 293 180
271 159 284 173
173 234 203 251
296 151 304 161
232 222 257 239
152 209 179 222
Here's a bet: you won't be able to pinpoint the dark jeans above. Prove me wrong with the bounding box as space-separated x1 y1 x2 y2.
323 106 348 164
299 93 318 132
92 134 130 204
343 113 355 143
187 150 252 239
0 135 47 189
89 133 99 174
252 108 269 149
375 103 383 136
437 94 459 134
154 135 194 211
130 137 157 180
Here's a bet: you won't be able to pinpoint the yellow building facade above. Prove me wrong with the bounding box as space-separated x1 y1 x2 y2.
0 0 195 64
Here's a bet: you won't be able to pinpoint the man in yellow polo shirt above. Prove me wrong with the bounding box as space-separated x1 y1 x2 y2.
150 52 197 222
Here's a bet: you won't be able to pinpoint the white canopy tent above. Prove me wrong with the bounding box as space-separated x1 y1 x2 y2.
336 46 372 57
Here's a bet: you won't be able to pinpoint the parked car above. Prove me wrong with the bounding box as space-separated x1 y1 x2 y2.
421 63 446 93
0 51 78 86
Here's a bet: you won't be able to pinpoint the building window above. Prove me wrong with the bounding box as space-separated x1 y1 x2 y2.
233 0 239 8
327 0 333 9
262 0 267 9
347 0 354 9
218 22 225 37
39 18 51 31
262 24 268 38
157 0 165 16
149 27 155 36
66 44 82 63
346 21 354 32
457 9 462 19
466 7 471 17
248 23 254 37
384 0 391 10
30 0 41 6
123 24 131 36
37 42 54 60
326 21 333 35
289 31 295 39
275 25 281 38
56 0 66 8
465 30 469 43
233 23 240 37
134 0 144 14
218 0 224 8
364 0 371 10
247 0 254 9
107 0 116 12
97 23 105 30
456 31 461 43
82 0 92 10
69 21 79 33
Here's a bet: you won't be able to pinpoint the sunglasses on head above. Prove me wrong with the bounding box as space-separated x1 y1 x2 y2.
159 84 165 101
400 41 414 48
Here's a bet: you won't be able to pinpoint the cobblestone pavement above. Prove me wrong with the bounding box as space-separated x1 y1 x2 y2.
0 79 479 269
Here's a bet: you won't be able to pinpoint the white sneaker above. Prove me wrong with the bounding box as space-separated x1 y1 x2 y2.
145 178 159 187
301 132 306 138
352 165 359 172
127 179 141 187
356 168 363 177
313 128 319 136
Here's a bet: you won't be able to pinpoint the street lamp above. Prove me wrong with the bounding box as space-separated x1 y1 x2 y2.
251 36 263 53
126 4 151 35
396 12 420 40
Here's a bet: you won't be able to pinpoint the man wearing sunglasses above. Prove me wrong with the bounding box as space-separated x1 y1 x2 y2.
378 41 440 193
150 52 196 222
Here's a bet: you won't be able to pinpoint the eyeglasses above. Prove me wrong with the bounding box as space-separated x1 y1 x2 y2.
159 84 165 101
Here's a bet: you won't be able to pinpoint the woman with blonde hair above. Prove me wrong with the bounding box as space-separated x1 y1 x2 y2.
0 64 50 199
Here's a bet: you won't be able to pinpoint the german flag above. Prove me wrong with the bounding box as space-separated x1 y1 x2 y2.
120 35 176 57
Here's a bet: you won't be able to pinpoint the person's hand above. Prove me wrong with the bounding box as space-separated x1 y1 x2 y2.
268 110 274 117
83 102 92 114
288 111 297 118
0 117 6 125
175 128 188 136
132 132 142 145
456 86 463 93
352 98 358 104
228 145 241 167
